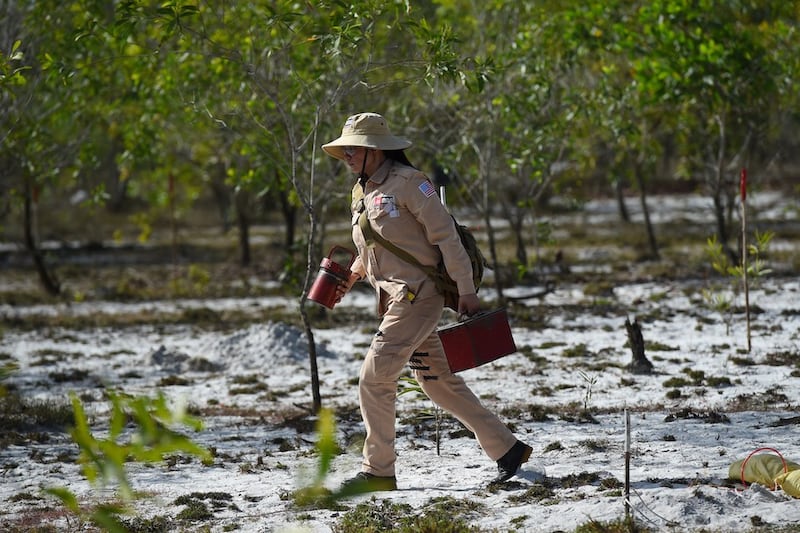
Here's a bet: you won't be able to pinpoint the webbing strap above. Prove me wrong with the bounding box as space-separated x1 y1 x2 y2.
353 183 439 279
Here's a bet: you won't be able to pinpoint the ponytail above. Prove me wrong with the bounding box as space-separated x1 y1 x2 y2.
384 149 416 169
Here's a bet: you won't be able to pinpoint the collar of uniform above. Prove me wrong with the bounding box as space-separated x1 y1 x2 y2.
366 158 394 186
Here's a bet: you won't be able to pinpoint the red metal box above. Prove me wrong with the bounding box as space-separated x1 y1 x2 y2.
437 308 517 373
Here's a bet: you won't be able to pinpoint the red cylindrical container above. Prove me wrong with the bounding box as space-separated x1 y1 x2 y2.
307 246 356 309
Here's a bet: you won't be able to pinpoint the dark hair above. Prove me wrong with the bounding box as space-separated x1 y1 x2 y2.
384 149 416 169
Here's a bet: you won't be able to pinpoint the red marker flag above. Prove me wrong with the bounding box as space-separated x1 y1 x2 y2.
740 168 747 203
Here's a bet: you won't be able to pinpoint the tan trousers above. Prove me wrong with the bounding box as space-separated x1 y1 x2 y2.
358 292 517 477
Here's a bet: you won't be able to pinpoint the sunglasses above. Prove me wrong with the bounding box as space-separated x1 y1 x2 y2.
342 146 361 157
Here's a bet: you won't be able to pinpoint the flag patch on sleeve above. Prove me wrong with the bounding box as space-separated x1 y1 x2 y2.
418 180 437 198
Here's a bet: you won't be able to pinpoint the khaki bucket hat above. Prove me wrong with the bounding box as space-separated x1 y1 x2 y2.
322 112 412 161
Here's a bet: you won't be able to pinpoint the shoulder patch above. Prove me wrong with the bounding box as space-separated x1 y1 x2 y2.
418 180 437 198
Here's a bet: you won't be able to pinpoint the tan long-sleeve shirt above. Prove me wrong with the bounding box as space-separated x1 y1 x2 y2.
350 159 474 312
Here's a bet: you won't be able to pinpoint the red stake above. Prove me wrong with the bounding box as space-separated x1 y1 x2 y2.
740 167 751 352
740 168 747 203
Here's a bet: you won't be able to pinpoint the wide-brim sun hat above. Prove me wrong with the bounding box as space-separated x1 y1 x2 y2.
322 112 412 161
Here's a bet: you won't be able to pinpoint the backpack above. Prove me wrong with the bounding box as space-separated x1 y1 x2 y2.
438 219 487 310
353 183 487 311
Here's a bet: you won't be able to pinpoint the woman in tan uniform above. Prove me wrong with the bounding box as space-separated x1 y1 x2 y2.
322 112 532 493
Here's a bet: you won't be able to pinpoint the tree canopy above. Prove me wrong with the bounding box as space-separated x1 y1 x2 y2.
2 0 799 289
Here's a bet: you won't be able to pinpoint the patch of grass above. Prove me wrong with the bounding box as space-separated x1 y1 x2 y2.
663 377 690 388
681 368 705 384
230 382 269 395
706 376 732 387
333 496 487 533
0 391 73 446
580 439 609 452
764 351 799 367
175 499 212 521
600 477 623 490
729 391 791 410
0 514 63 532
231 375 260 385
560 471 601 488
333 499 414 532
664 408 730 423
574 516 653 532
274 437 298 452
507 482 556 504
33 348 78 360
510 515 528 528
9 492 43 503
106 348 137 357
544 441 564 453
48 368 91 383
119 515 174 533
523 403 556 422
2 305 303 332
159 375 192 386
562 343 589 358
518 346 548 367
559 408 599 424
539 341 567 349
665 389 682 399
188 357 222 372
173 492 236 522
583 281 615 297
644 341 679 352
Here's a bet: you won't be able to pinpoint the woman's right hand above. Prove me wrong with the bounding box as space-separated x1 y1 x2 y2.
334 271 362 304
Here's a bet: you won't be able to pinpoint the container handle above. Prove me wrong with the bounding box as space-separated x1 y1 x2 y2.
327 245 356 268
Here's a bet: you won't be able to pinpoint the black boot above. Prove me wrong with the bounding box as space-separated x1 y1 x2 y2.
339 472 397 495
493 440 533 483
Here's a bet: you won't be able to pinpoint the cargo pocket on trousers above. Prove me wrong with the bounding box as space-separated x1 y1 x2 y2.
365 333 405 382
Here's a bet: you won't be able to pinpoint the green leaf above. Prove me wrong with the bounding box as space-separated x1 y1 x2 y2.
45 487 80 513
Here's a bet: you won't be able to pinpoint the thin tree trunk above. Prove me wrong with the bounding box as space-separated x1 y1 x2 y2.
209 165 232 233
633 162 659 260
502 202 527 267
301 214 322 413
709 114 738 263
235 191 251 267
238 210 251 266
23 177 60 296
483 200 504 303
712 193 737 263
278 186 297 249
614 177 630 223
102 137 128 213
302 308 321 413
